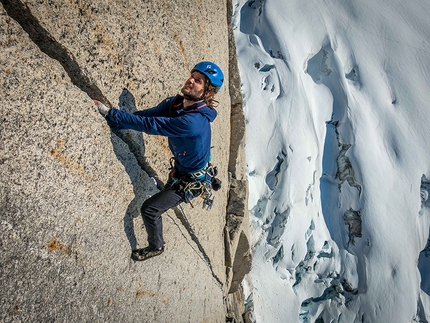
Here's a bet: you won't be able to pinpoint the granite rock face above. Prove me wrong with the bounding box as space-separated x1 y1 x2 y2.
0 1 250 322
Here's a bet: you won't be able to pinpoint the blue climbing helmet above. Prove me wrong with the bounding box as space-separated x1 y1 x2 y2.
192 61 224 92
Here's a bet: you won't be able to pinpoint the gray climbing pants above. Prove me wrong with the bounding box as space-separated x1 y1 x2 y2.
141 187 185 250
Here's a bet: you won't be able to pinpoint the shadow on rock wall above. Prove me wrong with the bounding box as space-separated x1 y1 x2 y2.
2 1 162 252
109 89 160 250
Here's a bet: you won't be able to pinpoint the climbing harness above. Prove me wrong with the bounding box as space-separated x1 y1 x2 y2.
167 158 221 210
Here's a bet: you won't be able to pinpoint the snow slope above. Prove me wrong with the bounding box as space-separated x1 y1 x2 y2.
232 0 430 322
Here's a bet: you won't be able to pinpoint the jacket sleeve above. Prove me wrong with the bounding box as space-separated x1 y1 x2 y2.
131 97 173 117
106 108 202 137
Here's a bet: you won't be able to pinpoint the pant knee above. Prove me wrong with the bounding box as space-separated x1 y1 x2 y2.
140 200 153 218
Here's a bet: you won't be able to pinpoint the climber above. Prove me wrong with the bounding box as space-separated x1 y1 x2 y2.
94 61 224 261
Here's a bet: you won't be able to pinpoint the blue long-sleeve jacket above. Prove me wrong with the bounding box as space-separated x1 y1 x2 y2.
105 95 217 173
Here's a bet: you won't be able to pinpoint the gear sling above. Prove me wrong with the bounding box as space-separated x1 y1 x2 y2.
167 157 221 209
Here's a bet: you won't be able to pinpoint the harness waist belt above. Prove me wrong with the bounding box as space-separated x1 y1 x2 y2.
188 164 208 179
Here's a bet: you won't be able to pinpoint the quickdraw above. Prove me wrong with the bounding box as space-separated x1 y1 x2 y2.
183 180 214 209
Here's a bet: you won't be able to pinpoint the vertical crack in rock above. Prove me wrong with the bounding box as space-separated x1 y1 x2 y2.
1 0 109 105
173 206 223 289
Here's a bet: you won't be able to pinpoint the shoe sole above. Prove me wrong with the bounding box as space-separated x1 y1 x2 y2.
131 247 164 261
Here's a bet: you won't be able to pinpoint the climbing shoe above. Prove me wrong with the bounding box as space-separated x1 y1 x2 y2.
131 246 164 261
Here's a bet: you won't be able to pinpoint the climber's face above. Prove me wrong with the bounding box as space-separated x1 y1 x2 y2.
181 71 207 101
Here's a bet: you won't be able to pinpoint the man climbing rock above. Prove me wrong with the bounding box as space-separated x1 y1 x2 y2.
94 61 224 261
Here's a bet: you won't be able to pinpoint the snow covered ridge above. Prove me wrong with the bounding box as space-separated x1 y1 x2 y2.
233 0 430 322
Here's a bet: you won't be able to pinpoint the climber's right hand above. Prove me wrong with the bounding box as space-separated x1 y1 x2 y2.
93 99 110 117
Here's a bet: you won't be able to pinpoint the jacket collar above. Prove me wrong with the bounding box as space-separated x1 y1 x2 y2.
173 95 207 112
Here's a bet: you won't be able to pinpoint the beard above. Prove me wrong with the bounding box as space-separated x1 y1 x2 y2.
181 85 204 102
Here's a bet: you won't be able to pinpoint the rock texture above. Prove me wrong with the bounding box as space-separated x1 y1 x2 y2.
0 0 250 322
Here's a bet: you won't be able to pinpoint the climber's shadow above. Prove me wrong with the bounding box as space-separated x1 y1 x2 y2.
109 89 159 250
